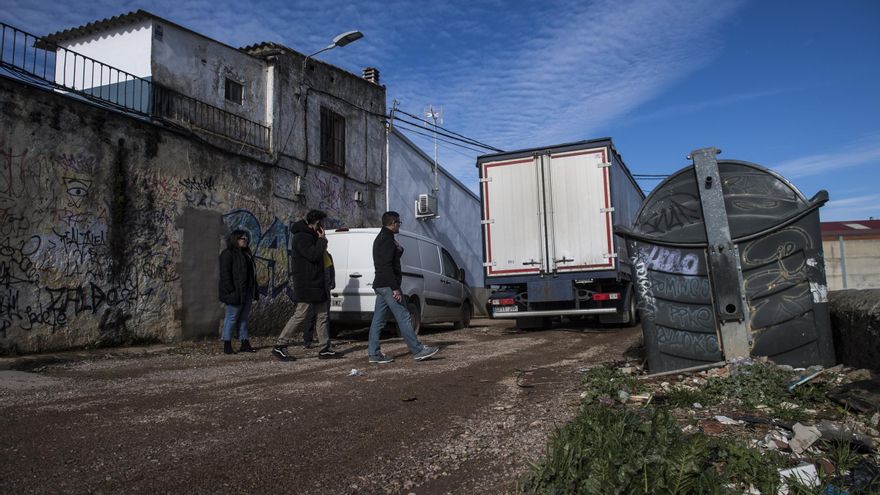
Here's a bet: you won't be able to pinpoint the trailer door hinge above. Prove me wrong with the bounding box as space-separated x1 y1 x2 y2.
479 177 492 183
481 219 495 225
602 253 619 259
597 162 611 168
600 207 615 213
483 261 497 267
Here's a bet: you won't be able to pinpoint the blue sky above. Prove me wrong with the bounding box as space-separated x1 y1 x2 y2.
4 0 879 220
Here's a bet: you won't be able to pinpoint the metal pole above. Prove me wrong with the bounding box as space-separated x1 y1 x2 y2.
839 235 848 289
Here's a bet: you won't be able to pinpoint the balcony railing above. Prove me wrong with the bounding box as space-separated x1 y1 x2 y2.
0 22 271 151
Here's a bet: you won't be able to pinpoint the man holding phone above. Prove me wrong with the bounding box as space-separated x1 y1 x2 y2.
273 209 341 360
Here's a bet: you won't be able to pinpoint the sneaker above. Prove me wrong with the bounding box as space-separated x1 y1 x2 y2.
368 353 394 364
272 346 294 361
413 346 439 361
239 340 256 353
318 347 343 359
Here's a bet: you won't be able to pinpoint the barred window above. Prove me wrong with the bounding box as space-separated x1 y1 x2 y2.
320 106 345 169
224 78 243 104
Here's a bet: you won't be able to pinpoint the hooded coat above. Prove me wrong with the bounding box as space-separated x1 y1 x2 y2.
219 230 259 305
290 220 329 302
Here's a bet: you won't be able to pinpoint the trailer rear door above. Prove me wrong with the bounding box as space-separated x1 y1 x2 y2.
545 148 615 272
481 156 545 277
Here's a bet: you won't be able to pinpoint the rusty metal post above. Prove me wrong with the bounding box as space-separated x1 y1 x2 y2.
690 147 751 360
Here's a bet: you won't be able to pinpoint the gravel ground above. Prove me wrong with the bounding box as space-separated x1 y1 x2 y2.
0 319 641 494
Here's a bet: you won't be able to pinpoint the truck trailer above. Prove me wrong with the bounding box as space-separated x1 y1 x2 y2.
477 138 645 328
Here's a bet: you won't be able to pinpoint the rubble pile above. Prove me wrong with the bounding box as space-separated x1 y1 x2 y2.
525 358 880 494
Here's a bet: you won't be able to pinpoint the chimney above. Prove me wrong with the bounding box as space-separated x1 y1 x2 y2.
362 67 380 85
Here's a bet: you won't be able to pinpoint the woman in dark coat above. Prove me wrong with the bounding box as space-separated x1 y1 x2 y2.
219 229 259 354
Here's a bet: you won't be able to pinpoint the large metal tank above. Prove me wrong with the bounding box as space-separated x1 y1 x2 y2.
617 147 835 372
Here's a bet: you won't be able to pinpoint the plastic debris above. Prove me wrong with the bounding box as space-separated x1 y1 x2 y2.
715 415 744 426
778 463 819 494
617 390 630 403
789 423 822 454
348 368 365 377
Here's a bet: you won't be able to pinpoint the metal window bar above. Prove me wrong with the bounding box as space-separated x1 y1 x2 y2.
1 22 270 151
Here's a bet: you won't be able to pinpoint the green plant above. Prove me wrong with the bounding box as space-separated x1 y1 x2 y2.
664 386 709 408
578 365 638 403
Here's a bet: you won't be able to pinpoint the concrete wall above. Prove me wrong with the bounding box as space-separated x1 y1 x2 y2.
0 74 384 354
246 45 387 228
151 22 268 125
822 237 880 290
387 128 488 314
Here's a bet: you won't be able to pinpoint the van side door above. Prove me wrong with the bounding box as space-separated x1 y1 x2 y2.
440 248 465 311
417 240 447 321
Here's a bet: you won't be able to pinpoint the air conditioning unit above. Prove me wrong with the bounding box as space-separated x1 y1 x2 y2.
415 193 438 218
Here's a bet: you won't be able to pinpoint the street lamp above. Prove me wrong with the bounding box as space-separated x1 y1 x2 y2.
301 30 364 83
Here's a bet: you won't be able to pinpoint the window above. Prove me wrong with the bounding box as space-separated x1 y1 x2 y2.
224 78 243 104
441 249 460 279
320 106 346 169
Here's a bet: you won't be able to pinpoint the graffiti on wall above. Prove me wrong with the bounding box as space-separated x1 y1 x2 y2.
222 210 291 299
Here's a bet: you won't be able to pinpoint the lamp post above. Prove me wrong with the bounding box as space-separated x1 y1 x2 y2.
296 30 363 166
300 30 364 90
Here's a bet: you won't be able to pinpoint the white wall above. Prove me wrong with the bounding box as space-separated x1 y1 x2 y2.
823 237 880 290
388 128 487 313
55 20 153 90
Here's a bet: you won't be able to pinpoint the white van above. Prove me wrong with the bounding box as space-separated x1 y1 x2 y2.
326 228 472 332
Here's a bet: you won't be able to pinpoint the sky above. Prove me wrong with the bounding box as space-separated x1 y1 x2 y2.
3 0 879 221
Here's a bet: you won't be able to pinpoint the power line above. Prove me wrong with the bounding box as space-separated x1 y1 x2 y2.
392 108 503 152
392 115 498 152
394 120 491 154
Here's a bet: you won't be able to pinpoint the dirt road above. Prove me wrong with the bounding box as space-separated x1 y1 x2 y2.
0 319 641 494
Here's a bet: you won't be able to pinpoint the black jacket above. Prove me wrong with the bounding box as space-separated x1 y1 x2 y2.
290 220 329 302
219 231 258 305
372 227 403 291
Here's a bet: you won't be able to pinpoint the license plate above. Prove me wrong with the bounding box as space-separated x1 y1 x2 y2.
331 298 343 307
494 305 518 314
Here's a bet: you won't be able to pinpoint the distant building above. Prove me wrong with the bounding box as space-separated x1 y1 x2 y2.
821 219 880 290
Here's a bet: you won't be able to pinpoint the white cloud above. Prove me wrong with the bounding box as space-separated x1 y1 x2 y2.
821 193 880 221
775 133 880 179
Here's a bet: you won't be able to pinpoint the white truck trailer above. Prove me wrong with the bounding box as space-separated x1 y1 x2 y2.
477 138 645 328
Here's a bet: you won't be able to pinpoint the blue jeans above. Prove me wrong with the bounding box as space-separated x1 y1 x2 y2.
368 287 423 357
221 297 253 341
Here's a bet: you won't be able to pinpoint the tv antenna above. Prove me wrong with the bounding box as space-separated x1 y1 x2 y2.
425 104 443 192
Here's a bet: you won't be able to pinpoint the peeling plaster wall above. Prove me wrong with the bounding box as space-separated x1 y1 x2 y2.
0 76 384 354
151 22 268 124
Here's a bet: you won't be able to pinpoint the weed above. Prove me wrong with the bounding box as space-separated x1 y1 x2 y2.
579 365 638 404
664 386 708 408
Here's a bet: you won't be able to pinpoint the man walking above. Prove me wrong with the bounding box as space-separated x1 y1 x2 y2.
273 210 341 361
367 211 439 364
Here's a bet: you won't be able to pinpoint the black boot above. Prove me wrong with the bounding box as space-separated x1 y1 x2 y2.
239 339 256 353
223 340 235 355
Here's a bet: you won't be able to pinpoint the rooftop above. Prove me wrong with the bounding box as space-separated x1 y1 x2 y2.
821 219 880 238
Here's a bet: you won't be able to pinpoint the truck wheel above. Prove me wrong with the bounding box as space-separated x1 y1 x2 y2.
406 301 422 335
453 303 472 329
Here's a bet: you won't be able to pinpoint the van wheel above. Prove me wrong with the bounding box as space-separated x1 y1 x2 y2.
407 301 422 335
453 303 471 329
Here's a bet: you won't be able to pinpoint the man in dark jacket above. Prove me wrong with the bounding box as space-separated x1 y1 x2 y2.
367 211 439 364
219 229 259 354
273 210 341 360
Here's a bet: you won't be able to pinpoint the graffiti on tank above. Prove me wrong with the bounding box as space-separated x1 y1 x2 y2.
739 226 816 329
667 305 714 331
637 246 701 275
656 325 721 358
639 193 701 234
223 209 290 298
631 254 657 321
